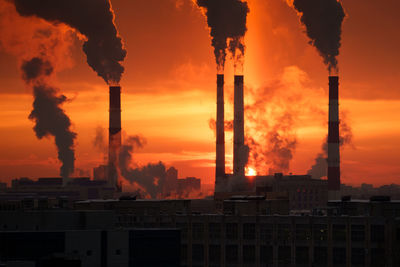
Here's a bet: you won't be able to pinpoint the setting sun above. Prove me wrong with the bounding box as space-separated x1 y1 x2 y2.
245 166 257 177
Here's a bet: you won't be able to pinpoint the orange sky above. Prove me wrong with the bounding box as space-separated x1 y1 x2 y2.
0 0 399 186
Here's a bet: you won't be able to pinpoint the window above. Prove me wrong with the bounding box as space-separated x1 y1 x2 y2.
351 225 365 242
314 247 327 265
333 247 346 265
192 244 204 262
209 245 221 264
260 224 273 241
192 223 204 240
278 246 291 265
397 228 400 241
296 224 310 241
371 225 385 242
371 248 385 266
208 223 221 239
226 223 238 240
296 246 309 264
177 223 188 240
332 225 346 241
260 245 273 264
243 223 256 240
181 245 187 261
243 245 255 263
313 224 327 241
277 224 291 241
351 248 365 266
225 245 238 263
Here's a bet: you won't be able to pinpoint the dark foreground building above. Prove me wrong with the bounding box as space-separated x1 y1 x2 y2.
0 225 180 267
0 198 399 267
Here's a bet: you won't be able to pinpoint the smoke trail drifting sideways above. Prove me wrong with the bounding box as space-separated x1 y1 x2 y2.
22 57 76 178
307 143 328 180
13 0 126 84
208 118 233 136
288 0 345 73
118 136 168 198
307 114 354 179
196 0 249 72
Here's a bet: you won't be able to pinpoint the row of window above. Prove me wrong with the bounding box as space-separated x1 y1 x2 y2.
183 244 386 265
178 222 386 243
71 249 122 256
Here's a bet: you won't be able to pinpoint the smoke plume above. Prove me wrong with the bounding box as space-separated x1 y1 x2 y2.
22 57 76 178
244 66 318 175
12 0 127 84
93 126 106 152
118 135 205 199
307 113 354 179
0 1 78 179
208 118 233 136
246 112 297 175
288 0 345 73
196 0 249 72
118 136 168 198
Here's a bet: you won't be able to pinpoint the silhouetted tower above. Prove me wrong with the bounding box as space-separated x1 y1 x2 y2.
109 86 122 192
328 76 340 199
233 75 245 177
215 74 226 192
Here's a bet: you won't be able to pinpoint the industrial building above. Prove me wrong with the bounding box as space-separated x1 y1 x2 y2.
212 73 340 204
0 229 180 267
0 177 115 209
1 198 400 267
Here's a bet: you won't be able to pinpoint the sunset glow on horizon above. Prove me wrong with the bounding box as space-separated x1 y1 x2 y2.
0 0 400 188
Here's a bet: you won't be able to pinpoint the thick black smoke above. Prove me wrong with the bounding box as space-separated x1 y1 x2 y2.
13 0 126 84
118 136 168 198
196 0 249 72
291 0 345 72
21 57 53 80
22 57 76 178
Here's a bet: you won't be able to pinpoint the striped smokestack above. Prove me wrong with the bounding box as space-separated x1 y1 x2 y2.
215 74 225 192
328 76 340 199
233 75 245 177
109 86 122 192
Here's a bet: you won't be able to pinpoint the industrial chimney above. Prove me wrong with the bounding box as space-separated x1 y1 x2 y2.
233 75 245 177
109 85 122 192
328 76 340 200
215 74 226 192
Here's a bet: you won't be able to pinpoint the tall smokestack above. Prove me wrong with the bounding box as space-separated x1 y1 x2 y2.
109 86 122 192
215 74 225 192
328 76 340 199
233 75 245 177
